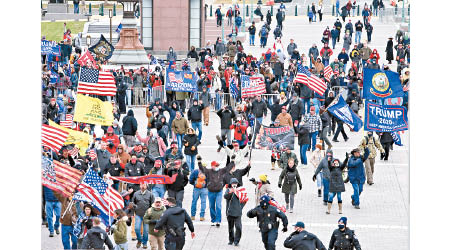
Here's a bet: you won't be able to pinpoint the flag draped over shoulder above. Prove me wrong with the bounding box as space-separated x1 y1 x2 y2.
108 174 178 185
73 94 114 126
49 120 92 156
42 157 83 197
77 68 117 96
74 169 124 227
327 95 363 132
88 34 114 62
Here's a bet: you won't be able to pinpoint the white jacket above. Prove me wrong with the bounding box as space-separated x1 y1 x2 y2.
224 145 250 169
310 149 325 168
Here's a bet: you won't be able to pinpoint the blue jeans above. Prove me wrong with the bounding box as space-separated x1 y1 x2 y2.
316 172 323 188
300 98 310 114
208 190 223 223
185 154 197 172
135 215 149 245
300 144 309 165
61 225 77 249
332 37 337 49
191 188 208 218
328 192 342 203
309 131 319 151
176 134 184 150
46 201 61 234
261 228 278 250
323 59 329 66
322 178 330 202
336 6 341 17
355 31 362 44
152 186 165 198
249 34 255 45
351 182 364 206
191 121 202 141
74 3 79 13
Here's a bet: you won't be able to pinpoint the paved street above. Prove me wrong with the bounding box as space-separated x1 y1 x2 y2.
41 13 408 250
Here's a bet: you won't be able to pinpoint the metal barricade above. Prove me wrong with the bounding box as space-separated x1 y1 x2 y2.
127 86 167 107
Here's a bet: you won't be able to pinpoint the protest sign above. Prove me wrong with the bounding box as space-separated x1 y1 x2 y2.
364 100 409 132
165 70 198 92
254 125 295 150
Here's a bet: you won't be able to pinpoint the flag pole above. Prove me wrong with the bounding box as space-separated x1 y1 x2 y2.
247 117 257 177
61 164 91 219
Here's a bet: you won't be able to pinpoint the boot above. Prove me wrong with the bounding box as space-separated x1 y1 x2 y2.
326 203 332 214
338 203 343 214
318 189 322 197
271 162 275 170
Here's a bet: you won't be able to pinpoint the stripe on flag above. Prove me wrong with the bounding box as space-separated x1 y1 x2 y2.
294 65 327 96
60 114 74 128
42 157 83 198
42 124 69 152
89 149 97 160
77 68 117 96
68 146 79 158
241 75 266 98
324 65 333 81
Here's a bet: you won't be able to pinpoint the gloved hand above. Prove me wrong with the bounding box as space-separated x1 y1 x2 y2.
231 155 236 160
197 155 202 161
282 227 288 233
345 152 350 159
299 184 302 190
312 175 316 182
278 183 282 188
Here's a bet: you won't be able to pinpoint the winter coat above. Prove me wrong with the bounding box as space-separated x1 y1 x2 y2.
223 146 250 169
358 135 384 159
314 150 334 180
294 124 310 145
222 163 251 187
287 43 297 56
380 132 394 144
165 166 189 192
359 47 372 60
338 52 350 64
280 152 299 169
288 98 304 121
224 188 245 217
171 117 189 134
386 40 394 61
183 134 200 155
93 149 111 174
310 149 325 168
247 204 288 232
227 43 237 57
188 104 204 122
343 35 352 52
347 149 369 184
154 206 195 235
80 226 113 250
143 205 166 237
251 100 268 118
279 166 302 194
198 161 234 192
276 113 293 127
217 108 236 129
308 47 319 60
328 160 346 193
329 228 362 250
284 230 327 250
131 189 155 217
122 110 138 136
255 182 274 206
113 216 128 244
216 42 226 56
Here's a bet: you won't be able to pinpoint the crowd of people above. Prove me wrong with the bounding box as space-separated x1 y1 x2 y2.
42 1 409 250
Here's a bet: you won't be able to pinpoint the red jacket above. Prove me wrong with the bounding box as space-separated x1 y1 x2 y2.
102 134 120 154
230 121 248 141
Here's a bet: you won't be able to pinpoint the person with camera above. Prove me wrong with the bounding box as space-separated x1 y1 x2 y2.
154 197 195 250
144 197 166 250
102 126 120 155
283 221 327 250
80 217 114 250
224 178 246 246
110 209 128 250
131 182 155 249
247 195 289 250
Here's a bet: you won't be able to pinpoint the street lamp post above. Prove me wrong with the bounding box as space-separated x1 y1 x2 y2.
251 0 253 24
86 35 91 52
109 9 113 44
401 0 405 23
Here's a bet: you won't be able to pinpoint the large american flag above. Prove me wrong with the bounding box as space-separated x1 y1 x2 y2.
75 168 124 226
42 124 69 152
60 114 74 128
77 50 98 69
241 75 266 98
77 68 117 96
42 157 83 197
294 65 327 96
323 65 333 82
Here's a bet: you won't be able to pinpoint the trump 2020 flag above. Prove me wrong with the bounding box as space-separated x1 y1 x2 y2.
327 95 363 132
363 68 404 100
364 100 408 132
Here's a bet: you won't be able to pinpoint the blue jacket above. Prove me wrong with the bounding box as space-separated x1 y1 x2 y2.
235 16 242 26
56 97 65 114
338 52 349 64
189 169 208 187
331 29 339 39
43 186 58 202
347 148 369 183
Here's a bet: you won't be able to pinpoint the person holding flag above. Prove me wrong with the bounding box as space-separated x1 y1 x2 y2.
224 178 246 246
358 132 384 185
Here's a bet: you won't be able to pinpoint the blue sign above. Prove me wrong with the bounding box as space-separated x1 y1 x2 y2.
363 68 404 100
327 95 363 132
364 100 408 132
165 69 198 92
41 40 60 55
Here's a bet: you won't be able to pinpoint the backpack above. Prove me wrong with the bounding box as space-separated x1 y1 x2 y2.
195 171 206 189
285 171 296 185
261 27 268 37
364 136 376 146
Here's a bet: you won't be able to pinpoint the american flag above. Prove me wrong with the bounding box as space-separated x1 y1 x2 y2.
241 75 266 98
42 157 83 197
75 168 124 226
77 50 98 69
89 149 97 160
269 198 286 213
68 146 79 158
235 187 249 203
77 68 117 96
230 77 239 99
294 65 327 96
42 124 69 152
60 114 74 128
324 65 333 82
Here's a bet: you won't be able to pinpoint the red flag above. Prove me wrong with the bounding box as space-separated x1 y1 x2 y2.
42 124 69 152
235 187 249 203
108 174 178 185
77 50 98 69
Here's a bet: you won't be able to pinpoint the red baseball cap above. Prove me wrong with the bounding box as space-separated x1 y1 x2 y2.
211 161 220 167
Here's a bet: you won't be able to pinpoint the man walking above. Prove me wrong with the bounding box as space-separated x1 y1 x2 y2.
171 111 189 150
302 106 322 151
187 99 204 142
358 131 384 185
313 150 334 205
283 221 327 250
215 6 223 27
189 168 208 221
328 217 362 250
248 22 257 46
131 182 155 249
224 178 246 246
43 186 61 237
347 148 369 209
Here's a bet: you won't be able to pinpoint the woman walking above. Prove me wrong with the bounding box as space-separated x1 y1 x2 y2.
74 203 98 248
326 156 348 214
278 159 302 213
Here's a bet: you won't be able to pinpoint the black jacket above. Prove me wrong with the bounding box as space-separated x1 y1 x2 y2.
288 99 304 121
224 188 245 217
247 204 288 233
320 111 331 129
251 100 268 118
268 100 288 122
154 206 195 235
188 104 204 122
294 125 310 145
125 161 145 191
183 134 200 155
379 132 394 144
199 161 234 192
104 161 122 176
284 230 327 250
165 165 189 192
80 226 113 250
222 164 251 187
122 109 138 136
329 228 362 250
217 107 236 129
131 190 155 217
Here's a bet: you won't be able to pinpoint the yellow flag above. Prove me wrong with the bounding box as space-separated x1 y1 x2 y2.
73 94 114 126
49 120 92 156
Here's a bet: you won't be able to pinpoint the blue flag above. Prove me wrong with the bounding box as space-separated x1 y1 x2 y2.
115 23 122 33
327 95 363 132
230 77 238 99
363 68 404 100
391 132 403 146
364 100 408 132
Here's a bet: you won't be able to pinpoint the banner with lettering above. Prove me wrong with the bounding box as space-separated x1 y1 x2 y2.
364 100 409 132
41 40 61 56
73 94 114 126
165 69 198 92
254 125 295 150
